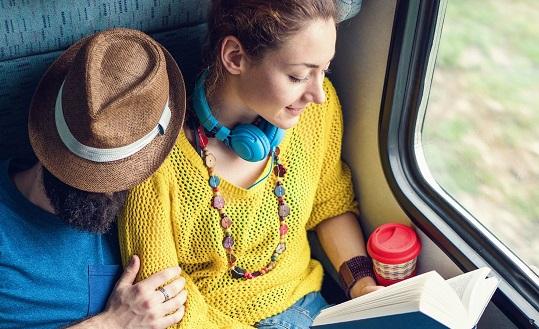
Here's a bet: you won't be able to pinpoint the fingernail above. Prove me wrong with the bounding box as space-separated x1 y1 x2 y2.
129 256 136 266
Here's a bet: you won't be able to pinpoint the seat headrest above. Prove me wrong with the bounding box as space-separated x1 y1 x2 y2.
1 0 362 62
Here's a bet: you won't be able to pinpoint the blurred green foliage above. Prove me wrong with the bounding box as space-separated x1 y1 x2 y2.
422 0 539 229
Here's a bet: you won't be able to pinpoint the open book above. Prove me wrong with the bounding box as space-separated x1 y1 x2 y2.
312 267 499 329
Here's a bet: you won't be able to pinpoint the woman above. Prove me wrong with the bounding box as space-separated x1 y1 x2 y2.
119 1 382 328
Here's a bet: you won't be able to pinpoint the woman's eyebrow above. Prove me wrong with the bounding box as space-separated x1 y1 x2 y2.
285 56 335 69
288 62 321 69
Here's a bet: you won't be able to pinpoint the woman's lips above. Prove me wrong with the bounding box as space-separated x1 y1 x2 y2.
285 106 304 116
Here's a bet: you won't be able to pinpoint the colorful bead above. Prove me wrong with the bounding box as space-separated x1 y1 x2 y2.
197 126 209 148
227 253 237 265
223 236 234 249
275 242 286 254
279 224 288 235
231 266 245 279
278 204 290 217
212 195 225 209
273 164 287 177
244 272 253 279
209 175 220 188
220 216 232 229
274 147 281 156
274 185 286 197
205 154 217 168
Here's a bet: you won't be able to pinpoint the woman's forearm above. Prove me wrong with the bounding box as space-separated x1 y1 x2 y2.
316 212 368 269
316 212 379 298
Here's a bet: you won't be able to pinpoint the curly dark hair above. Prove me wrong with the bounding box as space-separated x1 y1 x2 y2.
42 167 128 233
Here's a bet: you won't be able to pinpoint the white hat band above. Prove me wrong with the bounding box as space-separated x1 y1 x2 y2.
54 81 171 163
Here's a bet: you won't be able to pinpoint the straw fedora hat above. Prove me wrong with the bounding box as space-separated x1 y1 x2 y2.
28 28 185 193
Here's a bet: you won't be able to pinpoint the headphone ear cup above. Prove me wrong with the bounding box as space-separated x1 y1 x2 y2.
258 121 285 150
229 124 271 162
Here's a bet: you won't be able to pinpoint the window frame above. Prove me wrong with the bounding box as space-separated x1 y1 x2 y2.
378 0 539 326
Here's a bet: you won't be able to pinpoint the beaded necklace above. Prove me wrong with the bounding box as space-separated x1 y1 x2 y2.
196 126 290 280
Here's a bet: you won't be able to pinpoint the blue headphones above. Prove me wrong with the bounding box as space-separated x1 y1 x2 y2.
192 70 285 162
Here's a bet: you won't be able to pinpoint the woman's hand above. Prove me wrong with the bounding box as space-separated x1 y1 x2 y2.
349 276 384 299
88 255 187 329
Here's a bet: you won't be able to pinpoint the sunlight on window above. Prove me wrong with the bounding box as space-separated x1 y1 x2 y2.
421 0 539 272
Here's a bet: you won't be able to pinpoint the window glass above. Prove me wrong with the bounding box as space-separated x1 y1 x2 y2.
421 0 539 274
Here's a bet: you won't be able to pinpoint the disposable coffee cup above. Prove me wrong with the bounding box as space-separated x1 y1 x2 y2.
367 223 421 286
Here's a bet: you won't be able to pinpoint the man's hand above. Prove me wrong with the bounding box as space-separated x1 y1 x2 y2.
69 255 187 329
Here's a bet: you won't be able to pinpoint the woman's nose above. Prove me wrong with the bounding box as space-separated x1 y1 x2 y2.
305 76 326 104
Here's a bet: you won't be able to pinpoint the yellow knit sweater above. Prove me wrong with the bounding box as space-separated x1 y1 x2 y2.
119 79 359 328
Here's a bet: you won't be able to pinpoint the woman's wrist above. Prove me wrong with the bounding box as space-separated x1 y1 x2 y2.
348 276 379 299
338 255 376 298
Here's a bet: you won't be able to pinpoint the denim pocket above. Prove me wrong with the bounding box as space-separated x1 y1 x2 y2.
87 264 121 316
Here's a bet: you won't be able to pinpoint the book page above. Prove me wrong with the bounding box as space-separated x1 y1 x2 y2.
467 276 499 326
313 271 467 328
446 268 491 308
446 267 499 327
446 272 472 300
419 277 468 328
314 272 434 322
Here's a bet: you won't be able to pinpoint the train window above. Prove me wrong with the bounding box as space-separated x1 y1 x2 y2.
420 0 539 275
380 0 539 325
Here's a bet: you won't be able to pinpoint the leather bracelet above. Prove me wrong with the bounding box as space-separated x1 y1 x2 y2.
338 255 375 298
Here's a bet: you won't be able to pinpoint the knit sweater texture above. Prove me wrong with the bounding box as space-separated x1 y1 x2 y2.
119 79 359 328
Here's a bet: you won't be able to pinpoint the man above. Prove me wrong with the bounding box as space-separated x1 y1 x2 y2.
0 28 187 328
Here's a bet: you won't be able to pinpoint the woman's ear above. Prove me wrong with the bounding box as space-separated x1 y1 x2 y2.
220 36 247 75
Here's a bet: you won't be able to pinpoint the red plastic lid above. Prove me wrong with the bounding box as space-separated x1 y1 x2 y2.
367 223 421 264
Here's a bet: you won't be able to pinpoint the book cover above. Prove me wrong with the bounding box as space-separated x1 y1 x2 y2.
313 311 447 329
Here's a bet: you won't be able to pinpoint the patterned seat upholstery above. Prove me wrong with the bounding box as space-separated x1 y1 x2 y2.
0 0 362 160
